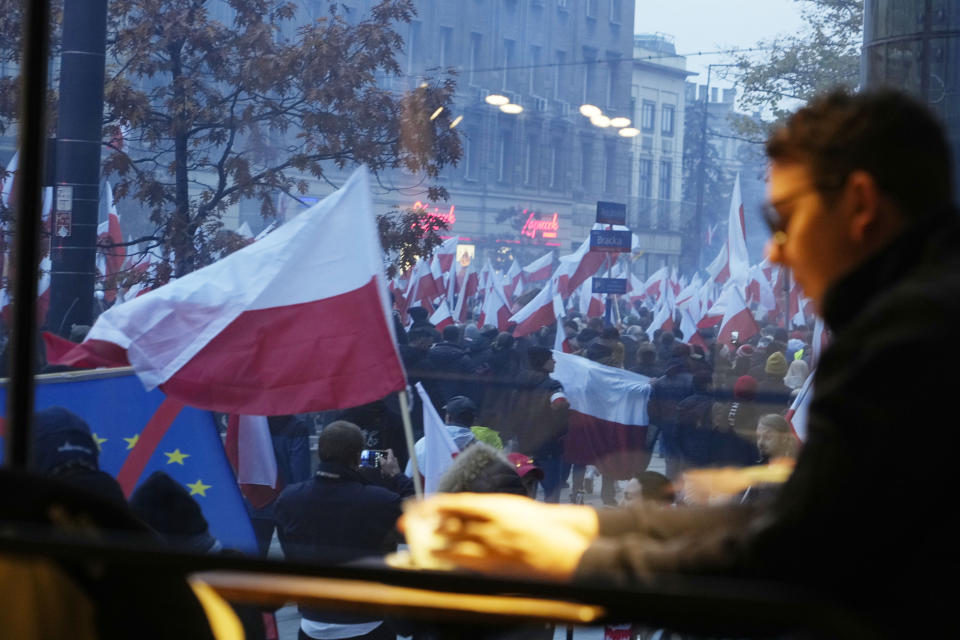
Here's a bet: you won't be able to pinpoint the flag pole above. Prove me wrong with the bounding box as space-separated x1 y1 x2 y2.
398 388 423 498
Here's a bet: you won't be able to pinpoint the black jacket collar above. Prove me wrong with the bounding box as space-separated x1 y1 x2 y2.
316 460 367 483
822 210 960 333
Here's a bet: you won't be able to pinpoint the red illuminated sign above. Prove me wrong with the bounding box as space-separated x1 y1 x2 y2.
412 201 456 226
520 210 559 240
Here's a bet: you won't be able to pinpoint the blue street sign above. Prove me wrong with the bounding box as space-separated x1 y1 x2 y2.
592 277 628 294
596 201 627 225
589 229 632 253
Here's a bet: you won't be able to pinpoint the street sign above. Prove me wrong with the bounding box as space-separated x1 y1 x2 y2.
55 212 72 238
592 277 627 294
595 200 626 225
589 229 632 253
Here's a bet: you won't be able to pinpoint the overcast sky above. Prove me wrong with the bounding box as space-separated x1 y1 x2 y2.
634 0 808 92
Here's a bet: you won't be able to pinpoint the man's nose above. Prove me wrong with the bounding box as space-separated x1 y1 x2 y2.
766 238 785 264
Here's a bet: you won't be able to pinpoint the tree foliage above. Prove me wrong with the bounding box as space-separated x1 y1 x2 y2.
730 0 863 129
1 0 461 283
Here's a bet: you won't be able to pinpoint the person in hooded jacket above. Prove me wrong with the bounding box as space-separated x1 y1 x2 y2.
420 324 474 413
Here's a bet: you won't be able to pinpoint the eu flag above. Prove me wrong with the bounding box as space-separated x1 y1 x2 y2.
1 368 257 553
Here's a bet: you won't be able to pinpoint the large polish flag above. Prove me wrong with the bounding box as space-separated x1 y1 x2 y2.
785 373 814 442
435 236 458 273
522 251 554 283
503 258 523 301
552 350 652 479
45 166 406 415
452 259 479 323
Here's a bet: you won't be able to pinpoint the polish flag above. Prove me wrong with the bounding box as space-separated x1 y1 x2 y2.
435 236 458 273
553 350 652 479
645 297 674 341
811 316 828 369
785 373 814 442
477 263 512 330
556 236 605 298
97 182 126 304
716 284 760 346
726 173 750 284
406 258 442 308
522 251 554 283
579 278 604 318
44 166 406 415
224 414 281 509
553 291 571 353
627 273 645 304
429 297 454 331
510 276 561 338
746 264 777 317
503 258 523 301
415 382 459 494
643 265 669 300
452 259 479 323
705 243 728 285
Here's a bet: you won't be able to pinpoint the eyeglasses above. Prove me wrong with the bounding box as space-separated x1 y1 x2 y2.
761 181 846 246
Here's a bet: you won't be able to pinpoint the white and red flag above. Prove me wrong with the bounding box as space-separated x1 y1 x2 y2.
415 381 459 494
97 182 126 304
224 414 281 508
503 258 523 301
44 166 406 415
435 236 458 273
553 350 652 479
553 290 571 353
477 262 512 330
785 373 814 442
522 251 554 283
716 283 760 346
429 297 455 331
510 276 561 338
579 278 604 318
556 236 605 298
452 259 479 323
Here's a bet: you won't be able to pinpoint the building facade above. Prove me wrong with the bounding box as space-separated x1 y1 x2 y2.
626 33 693 276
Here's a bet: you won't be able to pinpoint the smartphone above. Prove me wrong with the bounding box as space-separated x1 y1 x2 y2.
730 331 740 345
360 449 386 469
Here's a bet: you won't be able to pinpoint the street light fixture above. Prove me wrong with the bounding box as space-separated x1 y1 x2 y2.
500 103 523 114
485 94 509 106
579 104 602 118
609 117 631 128
617 127 640 138
590 114 611 127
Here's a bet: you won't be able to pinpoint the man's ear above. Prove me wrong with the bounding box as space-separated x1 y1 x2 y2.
844 170 881 243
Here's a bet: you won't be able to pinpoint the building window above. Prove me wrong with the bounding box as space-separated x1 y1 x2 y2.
659 160 672 200
438 26 453 68
586 0 598 19
468 33 482 85
503 39 516 91
529 45 541 95
609 0 622 23
581 141 592 188
407 21 421 75
662 104 675 136
641 101 656 132
582 48 597 104
463 134 476 180
557 0 568 9
606 59 618 107
638 158 652 198
604 142 616 193
550 141 563 189
553 50 565 100
498 131 512 183
524 136 538 185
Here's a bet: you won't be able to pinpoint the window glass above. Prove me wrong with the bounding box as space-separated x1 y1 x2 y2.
2 1 957 638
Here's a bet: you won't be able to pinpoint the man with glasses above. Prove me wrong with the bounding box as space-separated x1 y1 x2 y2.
407 89 958 636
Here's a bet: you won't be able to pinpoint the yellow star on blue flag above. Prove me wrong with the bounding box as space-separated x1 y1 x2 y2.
123 434 140 450
165 448 190 465
92 433 107 450
187 478 211 497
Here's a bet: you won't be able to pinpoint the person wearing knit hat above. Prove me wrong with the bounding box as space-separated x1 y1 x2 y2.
765 351 789 377
129 471 221 553
755 352 792 416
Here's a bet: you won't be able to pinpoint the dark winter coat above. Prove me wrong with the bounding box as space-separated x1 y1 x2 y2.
508 370 569 455
275 461 404 624
420 341 474 410
576 212 960 637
